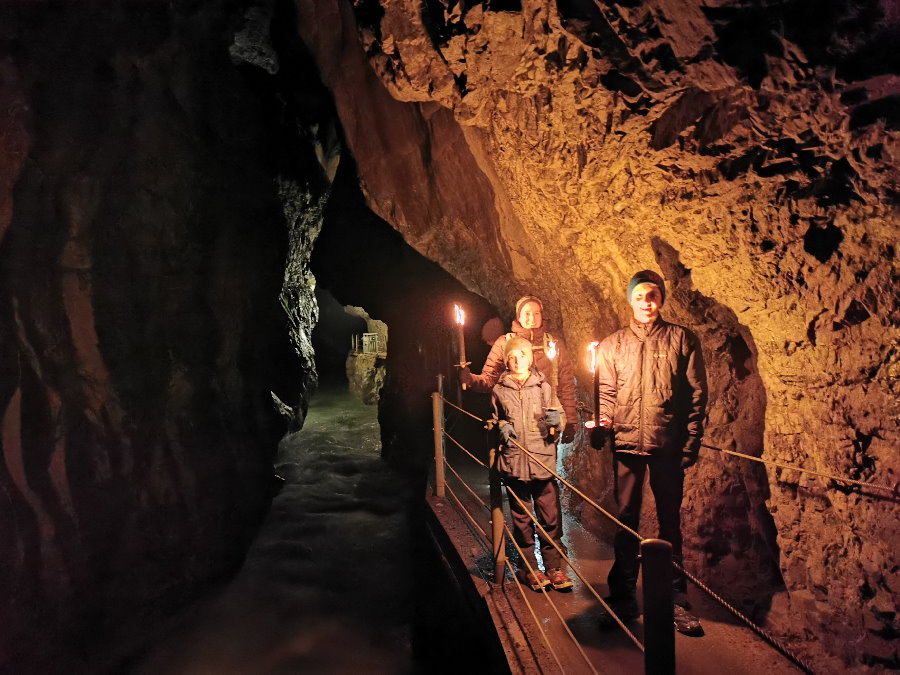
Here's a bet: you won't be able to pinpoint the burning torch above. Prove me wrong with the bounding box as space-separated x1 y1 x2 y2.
547 339 559 390
454 304 470 389
585 341 601 429
546 339 560 437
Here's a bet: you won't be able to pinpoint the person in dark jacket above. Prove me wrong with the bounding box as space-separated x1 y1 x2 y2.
463 296 578 442
591 270 708 636
492 336 573 592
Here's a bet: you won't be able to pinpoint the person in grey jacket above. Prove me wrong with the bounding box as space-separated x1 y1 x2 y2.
591 270 708 635
463 296 579 443
492 336 573 592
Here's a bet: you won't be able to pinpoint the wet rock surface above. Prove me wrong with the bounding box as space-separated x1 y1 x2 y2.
0 3 336 669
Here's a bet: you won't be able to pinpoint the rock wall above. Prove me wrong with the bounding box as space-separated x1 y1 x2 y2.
294 0 899 669
0 3 331 670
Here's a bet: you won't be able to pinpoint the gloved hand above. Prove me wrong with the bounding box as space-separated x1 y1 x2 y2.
680 453 698 469
681 439 700 469
499 423 517 444
459 366 475 387
545 409 562 429
589 426 608 450
562 423 576 444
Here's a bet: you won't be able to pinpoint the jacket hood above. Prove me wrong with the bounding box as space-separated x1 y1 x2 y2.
497 369 545 390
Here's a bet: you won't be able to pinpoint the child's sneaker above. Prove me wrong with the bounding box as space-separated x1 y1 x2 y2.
546 568 574 590
516 568 551 591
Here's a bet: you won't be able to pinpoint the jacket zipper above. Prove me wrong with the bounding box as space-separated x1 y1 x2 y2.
638 335 645 453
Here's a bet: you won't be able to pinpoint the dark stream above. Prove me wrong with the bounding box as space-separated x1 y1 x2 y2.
132 385 490 673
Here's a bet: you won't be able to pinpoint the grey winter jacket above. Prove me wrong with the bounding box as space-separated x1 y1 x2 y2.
491 370 559 480
597 318 707 457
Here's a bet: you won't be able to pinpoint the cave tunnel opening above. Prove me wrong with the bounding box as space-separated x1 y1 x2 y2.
310 286 369 390
281 153 504 671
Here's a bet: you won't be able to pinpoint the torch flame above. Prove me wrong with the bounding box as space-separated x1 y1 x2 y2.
547 340 557 360
588 341 600 372
454 304 465 326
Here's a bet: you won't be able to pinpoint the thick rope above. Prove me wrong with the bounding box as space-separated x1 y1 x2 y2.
443 397 486 423
506 437 643 541
672 561 814 674
444 450 644 653
701 443 899 497
443 459 491 514
443 429 488 468
443 481 491 552
501 526 586 674
436 395 827 671
442 394 897 497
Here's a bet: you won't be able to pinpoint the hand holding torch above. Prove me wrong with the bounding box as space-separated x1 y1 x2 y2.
545 340 560 436
453 304 470 389
585 341 601 429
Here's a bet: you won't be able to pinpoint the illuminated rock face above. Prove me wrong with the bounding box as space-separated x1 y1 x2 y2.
295 0 899 669
344 306 387 404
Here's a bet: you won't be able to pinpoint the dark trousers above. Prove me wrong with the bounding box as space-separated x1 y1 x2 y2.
505 477 566 569
607 452 687 601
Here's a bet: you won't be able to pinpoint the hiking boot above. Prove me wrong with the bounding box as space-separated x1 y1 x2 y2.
674 604 704 636
546 568 574 591
597 595 640 630
516 568 551 592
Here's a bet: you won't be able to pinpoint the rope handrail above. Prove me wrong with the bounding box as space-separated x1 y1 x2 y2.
443 481 491 553
442 397 486 423
506 436 644 541
701 443 899 497
442 393 897 498
444 429 488 468
672 560 814 674
504 485 645 652
442 452 644 654
501 521 599 675
484 424 813 670
441 463 570 670
440 394 643 540
443 459 491 514
436 393 826 671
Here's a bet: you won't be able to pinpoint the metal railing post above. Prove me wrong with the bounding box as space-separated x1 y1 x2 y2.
642 538 675 674
489 447 507 586
432 380 446 498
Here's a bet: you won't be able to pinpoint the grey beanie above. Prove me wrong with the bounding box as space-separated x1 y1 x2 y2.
627 270 666 305
504 335 533 361
514 295 543 319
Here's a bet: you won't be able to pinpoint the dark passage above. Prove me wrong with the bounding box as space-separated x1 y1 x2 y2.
312 286 367 388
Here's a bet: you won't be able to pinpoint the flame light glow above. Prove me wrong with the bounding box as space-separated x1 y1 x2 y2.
454 304 465 326
588 341 599 371
548 340 557 360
